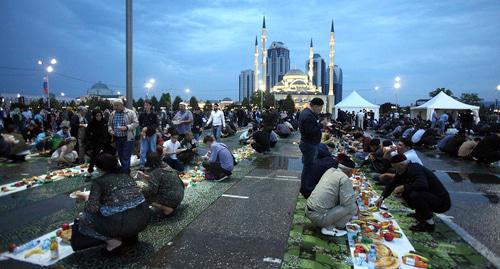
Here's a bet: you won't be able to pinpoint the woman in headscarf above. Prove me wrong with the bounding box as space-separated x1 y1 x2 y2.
137 152 185 217
85 109 115 176
72 153 150 255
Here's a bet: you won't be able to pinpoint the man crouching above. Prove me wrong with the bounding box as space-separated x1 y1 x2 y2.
305 157 358 237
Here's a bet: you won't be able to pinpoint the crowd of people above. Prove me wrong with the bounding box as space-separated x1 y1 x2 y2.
0 98 301 256
296 98 500 238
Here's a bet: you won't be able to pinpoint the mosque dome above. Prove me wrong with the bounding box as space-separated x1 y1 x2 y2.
284 69 306 77
87 81 114 96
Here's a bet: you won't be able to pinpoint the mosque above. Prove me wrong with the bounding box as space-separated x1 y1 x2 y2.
253 17 338 113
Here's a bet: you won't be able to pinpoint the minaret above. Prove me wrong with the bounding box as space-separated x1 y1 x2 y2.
261 16 267 93
328 20 336 112
308 38 314 88
253 36 259 93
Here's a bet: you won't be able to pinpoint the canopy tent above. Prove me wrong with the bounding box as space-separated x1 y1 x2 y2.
334 91 380 119
410 91 480 123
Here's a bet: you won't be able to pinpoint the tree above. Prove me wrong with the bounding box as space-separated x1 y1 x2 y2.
281 94 295 113
159 93 171 110
203 100 212 112
150 96 159 109
380 102 397 115
251 92 261 107
241 97 250 109
134 98 144 109
263 92 275 108
189 96 199 109
459 93 482 106
172 96 182 111
429 88 454 98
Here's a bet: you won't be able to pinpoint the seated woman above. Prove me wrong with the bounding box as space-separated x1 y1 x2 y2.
239 128 253 145
50 137 78 166
71 154 150 255
177 131 198 165
138 153 185 217
276 122 291 138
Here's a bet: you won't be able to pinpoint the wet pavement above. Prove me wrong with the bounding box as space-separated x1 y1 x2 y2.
415 150 500 257
1 131 499 267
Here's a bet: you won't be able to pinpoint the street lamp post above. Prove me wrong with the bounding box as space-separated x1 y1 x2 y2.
374 86 379 104
38 58 57 109
496 84 500 111
394 76 401 110
144 78 155 99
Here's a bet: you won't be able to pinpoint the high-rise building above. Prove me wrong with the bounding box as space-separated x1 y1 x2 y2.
266 41 290 92
239 69 254 101
306 53 327 94
324 65 343 104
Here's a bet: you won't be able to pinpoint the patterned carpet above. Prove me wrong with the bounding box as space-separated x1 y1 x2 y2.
282 189 494 269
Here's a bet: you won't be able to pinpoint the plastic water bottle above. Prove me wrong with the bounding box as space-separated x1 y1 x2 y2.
41 239 51 251
12 240 41 254
368 245 377 269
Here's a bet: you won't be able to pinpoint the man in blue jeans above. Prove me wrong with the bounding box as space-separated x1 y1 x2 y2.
206 103 225 141
138 100 158 170
108 99 139 174
298 98 324 197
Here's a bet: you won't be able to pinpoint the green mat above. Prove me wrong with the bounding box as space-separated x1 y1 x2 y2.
281 180 493 269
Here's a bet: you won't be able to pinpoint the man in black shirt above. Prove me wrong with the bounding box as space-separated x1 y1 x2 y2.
298 98 324 197
375 154 451 232
139 100 159 170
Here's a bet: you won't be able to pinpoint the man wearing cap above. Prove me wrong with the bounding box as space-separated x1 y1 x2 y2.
108 99 139 174
56 121 71 139
138 100 159 170
173 102 193 141
298 98 324 197
305 157 358 237
206 103 225 141
375 154 451 232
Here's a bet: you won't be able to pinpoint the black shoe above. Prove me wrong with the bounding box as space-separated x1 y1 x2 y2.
122 235 139 245
409 222 435 232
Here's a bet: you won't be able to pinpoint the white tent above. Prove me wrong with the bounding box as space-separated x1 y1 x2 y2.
410 91 480 123
334 91 380 119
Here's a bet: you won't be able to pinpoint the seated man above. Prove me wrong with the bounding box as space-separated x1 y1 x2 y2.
276 122 291 138
471 132 500 165
305 157 357 237
34 129 53 155
375 154 451 232
202 135 234 181
378 138 423 184
458 137 480 159
269 130 278 148
56 122 71 139
442 133 466 157
249 126 270 153
239 128 253 145
177 131 198 165
300 143 338 198
162 131 185 172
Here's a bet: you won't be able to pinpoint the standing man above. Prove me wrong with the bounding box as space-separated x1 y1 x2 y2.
298 98 324 197
191 107 204 141
172 102 193 141
108 99 138 174
138 100 158 170
206 103 225 141
72 106 88 163
438 111 449 135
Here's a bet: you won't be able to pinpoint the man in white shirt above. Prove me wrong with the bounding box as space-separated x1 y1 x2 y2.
162 132 185 171
206 103 225 141
411 128 426 145
356 110 365 130
380 138 423 184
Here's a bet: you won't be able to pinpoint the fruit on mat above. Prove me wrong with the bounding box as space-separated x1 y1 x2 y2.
61 223 70 231
24 248 44 258
383 232 394 241
8 243 17 252
402 253 431 268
